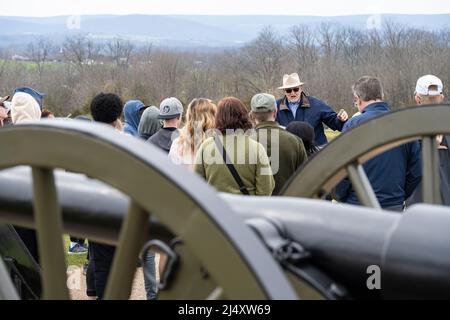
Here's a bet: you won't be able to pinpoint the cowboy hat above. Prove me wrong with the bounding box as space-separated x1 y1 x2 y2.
278 73 305 89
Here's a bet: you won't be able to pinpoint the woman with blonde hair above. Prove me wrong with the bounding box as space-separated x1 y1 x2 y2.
169 98 217 171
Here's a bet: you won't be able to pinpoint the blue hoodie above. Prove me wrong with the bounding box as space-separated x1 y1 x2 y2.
123 100 145 137
14 86 46 109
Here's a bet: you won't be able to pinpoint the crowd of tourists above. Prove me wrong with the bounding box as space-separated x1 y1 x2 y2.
1 72 448 299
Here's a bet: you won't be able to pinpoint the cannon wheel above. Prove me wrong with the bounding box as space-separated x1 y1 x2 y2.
282 104 450 207
0 120 297 300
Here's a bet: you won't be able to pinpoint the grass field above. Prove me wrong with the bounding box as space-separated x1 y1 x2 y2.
0 59 61 72
325 129 341 142
64 235 87 267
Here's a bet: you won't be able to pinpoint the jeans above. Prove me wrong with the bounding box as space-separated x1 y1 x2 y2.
70 237 86 245
14 227 39 264
86 244 96 297
89 241 115 299
142 251 157 300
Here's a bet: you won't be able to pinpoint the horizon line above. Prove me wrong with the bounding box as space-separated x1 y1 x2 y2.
1 12 450 18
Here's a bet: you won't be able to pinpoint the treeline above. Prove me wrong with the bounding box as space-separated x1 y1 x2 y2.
0 20 449 116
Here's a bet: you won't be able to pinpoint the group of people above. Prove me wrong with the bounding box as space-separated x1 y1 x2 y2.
0 71 448 300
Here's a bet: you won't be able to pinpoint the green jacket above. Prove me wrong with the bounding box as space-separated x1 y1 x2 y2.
195 133 275 196
254 121 307 195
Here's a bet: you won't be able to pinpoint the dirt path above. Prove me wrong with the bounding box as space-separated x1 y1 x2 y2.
69 254 160 300
69 268 147 300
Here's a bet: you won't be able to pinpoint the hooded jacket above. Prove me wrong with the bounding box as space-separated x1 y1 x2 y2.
138 106 161 140
11 92 41 124
123 100 145 137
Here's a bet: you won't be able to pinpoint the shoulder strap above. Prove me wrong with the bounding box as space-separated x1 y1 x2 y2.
214 136 250 195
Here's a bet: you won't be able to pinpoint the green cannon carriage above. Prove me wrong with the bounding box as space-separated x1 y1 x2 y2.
1 105 449 300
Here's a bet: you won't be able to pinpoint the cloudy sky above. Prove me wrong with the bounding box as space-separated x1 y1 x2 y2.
1 0 450 16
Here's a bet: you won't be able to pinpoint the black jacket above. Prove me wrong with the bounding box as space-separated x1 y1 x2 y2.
147 127 179 153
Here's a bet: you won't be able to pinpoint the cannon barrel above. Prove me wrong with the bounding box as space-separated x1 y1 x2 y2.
0 167 173 245
2 167 450 299
222 194 450 299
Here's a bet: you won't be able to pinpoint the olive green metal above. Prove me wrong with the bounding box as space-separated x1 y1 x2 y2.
285 272 324 300
282 105 450 205
31 168 69 300
206 287 225 300
157 243 220 299
346 163 381 209
0 121 297 299
0 256 19 300
421 136 441 205
104 201 149 300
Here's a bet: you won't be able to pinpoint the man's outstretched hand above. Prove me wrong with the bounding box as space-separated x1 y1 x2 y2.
337 109 348 122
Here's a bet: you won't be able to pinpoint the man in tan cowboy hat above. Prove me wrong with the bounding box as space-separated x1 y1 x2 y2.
276 73 348 147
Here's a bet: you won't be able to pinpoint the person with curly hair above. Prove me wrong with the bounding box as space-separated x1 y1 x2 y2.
89 93 123 129
88 92 124 299
169 98 217 171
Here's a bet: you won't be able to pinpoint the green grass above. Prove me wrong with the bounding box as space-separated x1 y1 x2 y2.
0 59 60 72
325 129 341 142
64 235 87 267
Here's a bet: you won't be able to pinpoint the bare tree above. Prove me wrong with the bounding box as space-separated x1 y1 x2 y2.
289 25 318 70
243 26 285 92
1 22 449 118
61 34 103 74
106 38 134 67
26 37 54 78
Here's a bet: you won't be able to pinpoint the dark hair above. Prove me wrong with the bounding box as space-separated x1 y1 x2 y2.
286 121 318 157
352 76 384 102
90 93 123 124
41 108 54 118
215 97 252 133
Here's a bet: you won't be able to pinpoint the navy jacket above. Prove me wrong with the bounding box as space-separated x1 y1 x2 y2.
334 102 422 208
407 135 450 206
276 94 345 146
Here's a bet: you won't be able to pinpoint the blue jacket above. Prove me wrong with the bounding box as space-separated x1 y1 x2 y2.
335 102 422 208
276 94 345 146
123 100 145 137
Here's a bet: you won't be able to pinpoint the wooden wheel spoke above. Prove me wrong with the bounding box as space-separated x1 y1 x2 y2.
32 167 69 299
421 136 442 205
346 163 381 209
104 201 149 300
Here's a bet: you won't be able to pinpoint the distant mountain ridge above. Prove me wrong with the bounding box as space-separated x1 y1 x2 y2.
0 14 449 48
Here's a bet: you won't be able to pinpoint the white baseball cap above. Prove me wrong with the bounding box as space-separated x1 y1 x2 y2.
415 75 443 96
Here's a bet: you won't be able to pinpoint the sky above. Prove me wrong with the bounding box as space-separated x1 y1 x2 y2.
1 0 450 17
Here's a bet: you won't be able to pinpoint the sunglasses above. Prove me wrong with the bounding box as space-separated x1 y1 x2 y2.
285 87 300 94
